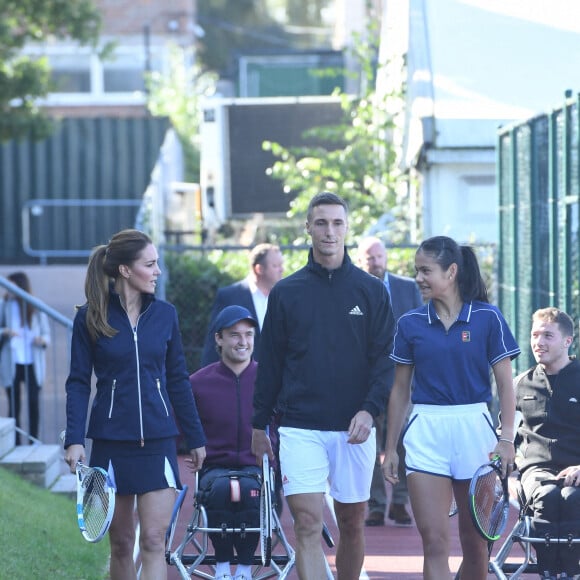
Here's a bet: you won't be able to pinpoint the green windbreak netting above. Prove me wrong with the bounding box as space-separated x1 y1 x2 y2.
498 95 580 372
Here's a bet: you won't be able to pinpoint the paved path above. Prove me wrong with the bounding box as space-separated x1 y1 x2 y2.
0 267 517 578
166 457 512 579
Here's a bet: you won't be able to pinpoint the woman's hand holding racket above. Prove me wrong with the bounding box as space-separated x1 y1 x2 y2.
59 430 116 543
64 443 86 473
491 438 515 478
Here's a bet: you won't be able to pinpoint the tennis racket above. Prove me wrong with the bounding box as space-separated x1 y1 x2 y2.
165 485 189 559
76 462 116 543
260 453 273 566
468 456 509 542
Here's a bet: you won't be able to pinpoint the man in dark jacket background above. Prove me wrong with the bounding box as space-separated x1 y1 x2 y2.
251 192 395 580
200 244 284 367
514 307 580 579
357 236 422 527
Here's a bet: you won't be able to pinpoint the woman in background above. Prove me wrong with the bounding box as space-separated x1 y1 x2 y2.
0 271 50 444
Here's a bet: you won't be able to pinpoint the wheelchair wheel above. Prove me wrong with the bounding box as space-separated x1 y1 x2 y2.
260 454 273 566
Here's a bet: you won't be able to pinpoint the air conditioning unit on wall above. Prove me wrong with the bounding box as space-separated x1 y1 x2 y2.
199 96 344 227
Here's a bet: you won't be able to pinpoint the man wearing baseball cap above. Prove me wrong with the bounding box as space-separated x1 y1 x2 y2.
189 305 277 580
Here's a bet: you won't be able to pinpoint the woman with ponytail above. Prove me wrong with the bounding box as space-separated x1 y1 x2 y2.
63 229 206 580
382 235 519 579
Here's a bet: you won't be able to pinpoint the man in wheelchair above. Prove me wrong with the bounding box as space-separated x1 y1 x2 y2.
514 308 580 579
190 305 278 580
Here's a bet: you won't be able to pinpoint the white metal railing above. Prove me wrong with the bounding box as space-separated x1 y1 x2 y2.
0 276 73 445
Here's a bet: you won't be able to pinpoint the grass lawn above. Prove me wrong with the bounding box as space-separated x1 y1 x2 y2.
0 466 110 579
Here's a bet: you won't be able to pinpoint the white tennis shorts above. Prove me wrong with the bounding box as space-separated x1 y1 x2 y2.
403 403 498 480
278 426 376 503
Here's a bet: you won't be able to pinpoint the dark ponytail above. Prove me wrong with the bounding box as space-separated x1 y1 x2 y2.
418 236 488 303
458 246 488 303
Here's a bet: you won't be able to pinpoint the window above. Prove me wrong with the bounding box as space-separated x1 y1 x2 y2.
23 42 168 105
103 52 147 93
50 54 92 93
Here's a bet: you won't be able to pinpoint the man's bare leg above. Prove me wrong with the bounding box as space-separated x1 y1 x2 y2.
334 500 366 580
286 492 327 579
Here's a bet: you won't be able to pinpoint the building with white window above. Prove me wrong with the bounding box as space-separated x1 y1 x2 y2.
26 0 198 117
387 0 580 244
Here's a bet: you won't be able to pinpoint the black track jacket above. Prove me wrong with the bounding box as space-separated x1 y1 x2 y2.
252 249 395 432
515 358 580 474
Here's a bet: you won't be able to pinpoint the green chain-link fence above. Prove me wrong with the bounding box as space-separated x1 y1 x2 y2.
498 90 580 373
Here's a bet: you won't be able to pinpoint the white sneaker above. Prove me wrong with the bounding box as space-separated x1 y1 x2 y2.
215 575 233 580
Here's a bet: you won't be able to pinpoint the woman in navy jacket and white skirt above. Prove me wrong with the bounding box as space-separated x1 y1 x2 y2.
64 229 206 580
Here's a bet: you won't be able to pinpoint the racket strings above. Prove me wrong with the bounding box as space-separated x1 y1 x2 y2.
472 468 503 536
81 471 112 539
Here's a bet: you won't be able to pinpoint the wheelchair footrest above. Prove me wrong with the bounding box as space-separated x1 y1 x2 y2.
499 562 538 574
179 554 292 566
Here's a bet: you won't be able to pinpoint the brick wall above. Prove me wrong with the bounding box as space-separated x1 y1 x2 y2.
96 0 196 37
45 105 148 117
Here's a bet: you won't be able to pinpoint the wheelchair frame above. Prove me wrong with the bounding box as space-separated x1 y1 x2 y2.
487 479 580 579
166 456 296 580
488 514 580 579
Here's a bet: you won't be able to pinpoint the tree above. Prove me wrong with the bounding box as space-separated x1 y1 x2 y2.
263 23 409 244
146 46 217 180
197 0 290 76
0 0 101 141
196 0 334 77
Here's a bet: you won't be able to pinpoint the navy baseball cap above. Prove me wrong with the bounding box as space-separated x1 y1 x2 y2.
214 305 258 333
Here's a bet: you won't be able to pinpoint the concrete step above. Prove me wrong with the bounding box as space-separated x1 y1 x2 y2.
49 472 77 499
0 417 77 498
0 416 16 457
0 416 75 496
0 443 61 488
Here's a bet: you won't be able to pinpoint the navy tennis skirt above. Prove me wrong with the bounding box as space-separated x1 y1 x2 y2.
90 437 182 496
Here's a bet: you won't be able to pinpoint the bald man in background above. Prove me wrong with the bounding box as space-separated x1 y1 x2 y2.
357 236 422 526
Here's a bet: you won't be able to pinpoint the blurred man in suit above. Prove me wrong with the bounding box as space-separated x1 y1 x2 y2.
357 236 423 526
201 243 284 367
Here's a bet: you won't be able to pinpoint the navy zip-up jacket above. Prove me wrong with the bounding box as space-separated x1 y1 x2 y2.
252 249 395 432
65 291 206 450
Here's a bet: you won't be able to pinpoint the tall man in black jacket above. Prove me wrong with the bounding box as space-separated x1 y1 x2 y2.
251 192 395 580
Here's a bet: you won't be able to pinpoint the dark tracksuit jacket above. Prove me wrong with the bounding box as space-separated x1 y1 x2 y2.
252 249 395 432
515 358 580 474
